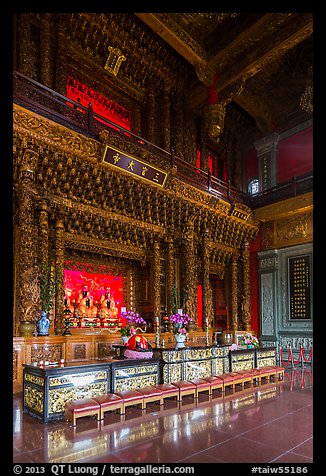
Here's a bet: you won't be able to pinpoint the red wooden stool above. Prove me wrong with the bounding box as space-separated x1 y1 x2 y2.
114 389 145 412
242 368 263 385
137 386 164 406
262 365 285 380
153 383 180 403
218 372 243 392
189 378 212 398
255 367 272 382
64 397 101 426
170 380 196 402
202 375 224 394
92 393 124 419
232 370 253 388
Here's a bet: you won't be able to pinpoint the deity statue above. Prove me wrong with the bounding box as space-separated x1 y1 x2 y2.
64 287 75 315
75 286 98 319
98 287 118 320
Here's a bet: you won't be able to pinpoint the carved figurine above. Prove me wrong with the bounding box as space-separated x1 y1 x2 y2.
75 286 98 319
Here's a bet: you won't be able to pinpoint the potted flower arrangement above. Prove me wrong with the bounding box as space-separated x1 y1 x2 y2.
119 310 147 343
169 312 192 347
241 332 259 349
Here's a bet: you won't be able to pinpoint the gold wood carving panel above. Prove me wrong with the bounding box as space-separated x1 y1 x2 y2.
48 382 108 414
13 105 100 159
163 363 183 383
49 370 107 387
114 374 158 391
184 360 212 380
24 385 44 414
275 211 313 248
212 357 225 375
257 357 275 367
25 374 44 387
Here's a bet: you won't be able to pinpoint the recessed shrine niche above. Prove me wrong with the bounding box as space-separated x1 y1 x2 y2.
63 250 152 332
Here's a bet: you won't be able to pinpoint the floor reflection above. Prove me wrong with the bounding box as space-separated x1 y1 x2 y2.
13 367 313 464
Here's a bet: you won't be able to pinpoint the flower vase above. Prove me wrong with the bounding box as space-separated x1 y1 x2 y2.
18 321 36 337
247 344 254 349
37 311 50 336
174 333 186 348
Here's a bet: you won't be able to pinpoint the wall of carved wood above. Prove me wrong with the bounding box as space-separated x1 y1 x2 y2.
13 104 259 335
14 12 256 185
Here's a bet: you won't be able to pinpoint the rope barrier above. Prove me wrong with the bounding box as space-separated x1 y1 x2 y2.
302 346 313 363
292 346 302 365
285 368 313 391
280 346 292 367
279 344 313 368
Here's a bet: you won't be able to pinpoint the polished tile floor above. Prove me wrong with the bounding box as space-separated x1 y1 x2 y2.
13 367 313 464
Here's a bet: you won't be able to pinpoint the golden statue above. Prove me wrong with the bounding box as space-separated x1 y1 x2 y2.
99 287 118 320
64 287 75 315
75 286 98 319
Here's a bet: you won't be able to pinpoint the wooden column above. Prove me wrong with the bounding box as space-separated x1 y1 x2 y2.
133 105 142 136
174 87 184 156
202 229 211 330
16 150 39 334
241 242 251 331
231 253 239 332
183 220 196 324
147 89 156 144
166 237 174 316
152 238 161 329
17 13 35 79
54 218 65 334
38 200 49 270
40 13 53 88
199 114 208 170
162 86 171 151
55 15 68 96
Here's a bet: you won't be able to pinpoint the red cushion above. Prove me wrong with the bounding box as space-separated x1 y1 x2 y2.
233 371 252 378
65 398 100 413
115 389 144 402
92 394 123 408
255 368 271 375
189 378 211 389
153 383 179 395
274 366 284 371
202 376 223 384
171 380 196 390
137 386 163 397
218 373 237 382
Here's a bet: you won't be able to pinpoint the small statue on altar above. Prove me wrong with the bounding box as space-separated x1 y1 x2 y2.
75 286 98 319
99 287 118 320
64 287 75 315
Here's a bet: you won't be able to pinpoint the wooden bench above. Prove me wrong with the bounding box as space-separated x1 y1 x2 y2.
64 397 101 426
170 380 197 402
153 383 180 403
114 389 146 412
64 365 285 426
92 393 124 419
218 372 251 392
262 365 285 381
232 370 253 388
202 375 224 395
189 378 212 398
136 386 164 406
